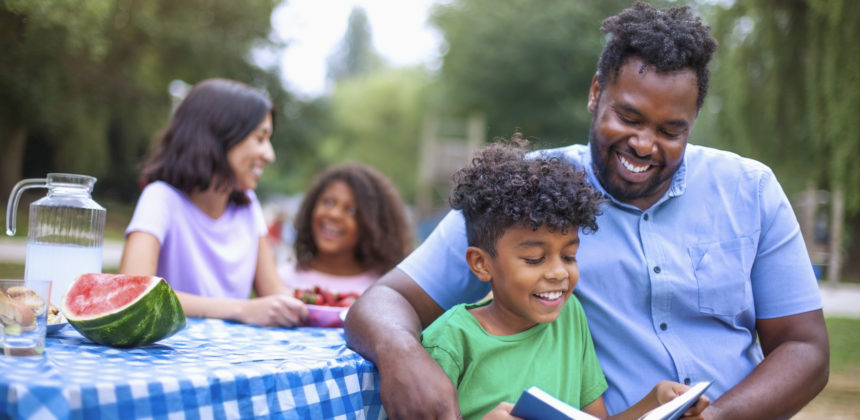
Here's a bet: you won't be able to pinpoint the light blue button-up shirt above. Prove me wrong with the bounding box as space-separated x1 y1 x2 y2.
400 143 822 414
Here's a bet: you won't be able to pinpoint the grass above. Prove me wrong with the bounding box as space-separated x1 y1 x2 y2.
826 317 860 373
796 317 860 419
0 262 24 279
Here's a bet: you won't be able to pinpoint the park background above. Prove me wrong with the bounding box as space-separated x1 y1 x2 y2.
1 0 858 418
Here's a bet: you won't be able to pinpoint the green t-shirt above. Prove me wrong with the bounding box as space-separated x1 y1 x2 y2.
420 297 608 420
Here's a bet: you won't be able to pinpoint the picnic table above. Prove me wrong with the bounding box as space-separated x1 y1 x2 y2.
0 318 384 419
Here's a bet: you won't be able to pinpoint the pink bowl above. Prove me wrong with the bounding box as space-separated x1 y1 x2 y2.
305 304 348 328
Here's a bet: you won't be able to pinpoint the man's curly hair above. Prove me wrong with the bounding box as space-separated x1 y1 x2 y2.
294 163 413 274
597 1 717 111
449 136 604 256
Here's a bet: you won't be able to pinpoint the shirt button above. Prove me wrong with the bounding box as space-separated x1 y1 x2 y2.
660 323 667 331
643 214 649 221
653 266 661 273
684 378 691 385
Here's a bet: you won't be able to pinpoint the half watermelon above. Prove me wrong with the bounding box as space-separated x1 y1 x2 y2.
61 273 186 348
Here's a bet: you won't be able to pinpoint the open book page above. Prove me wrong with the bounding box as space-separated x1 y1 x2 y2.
638 381 713 420
511 386 601 420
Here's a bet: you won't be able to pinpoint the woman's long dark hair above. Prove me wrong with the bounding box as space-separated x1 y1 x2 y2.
293 163 413 274
140 78 276 205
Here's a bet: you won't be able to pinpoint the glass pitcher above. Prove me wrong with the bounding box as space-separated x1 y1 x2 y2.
6 173 106 306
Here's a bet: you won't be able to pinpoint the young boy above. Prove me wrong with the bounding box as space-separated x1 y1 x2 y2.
420 138 708 420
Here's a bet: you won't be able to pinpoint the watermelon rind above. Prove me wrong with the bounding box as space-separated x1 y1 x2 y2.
61 275 186 348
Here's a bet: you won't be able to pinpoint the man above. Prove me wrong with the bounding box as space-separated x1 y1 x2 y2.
344 2 829 419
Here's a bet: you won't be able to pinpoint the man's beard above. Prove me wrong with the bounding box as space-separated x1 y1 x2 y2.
588 124 674 204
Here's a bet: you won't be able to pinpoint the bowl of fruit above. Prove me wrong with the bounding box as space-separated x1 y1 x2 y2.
294 286 359 328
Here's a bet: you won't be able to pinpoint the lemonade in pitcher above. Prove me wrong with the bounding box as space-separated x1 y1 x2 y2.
25 242 102 307
6 173 106 307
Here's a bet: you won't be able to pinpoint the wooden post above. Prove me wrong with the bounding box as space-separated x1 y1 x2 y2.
415 114 486 221
827 187 844 283
416 116 438 220
799 182 817 259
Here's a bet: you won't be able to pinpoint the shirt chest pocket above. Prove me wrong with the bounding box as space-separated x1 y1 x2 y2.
688 237 755 317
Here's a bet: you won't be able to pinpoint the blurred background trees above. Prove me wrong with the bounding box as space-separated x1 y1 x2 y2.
0 0 300 201
2 0 858 280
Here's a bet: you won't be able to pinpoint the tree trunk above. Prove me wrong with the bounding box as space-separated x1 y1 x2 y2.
827 187 844 283
0 125 27 204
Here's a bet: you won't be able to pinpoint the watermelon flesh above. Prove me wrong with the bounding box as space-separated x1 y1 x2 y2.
62 273 186 348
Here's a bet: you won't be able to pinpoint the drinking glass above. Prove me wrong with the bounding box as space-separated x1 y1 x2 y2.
0 279 52 356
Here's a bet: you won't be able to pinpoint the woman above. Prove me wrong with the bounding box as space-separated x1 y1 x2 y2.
120 78 306 327
282 163 413 295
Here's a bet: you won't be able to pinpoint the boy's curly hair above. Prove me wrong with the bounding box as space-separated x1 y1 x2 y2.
294 163 413 274
597 1 717 111
449 135 604 256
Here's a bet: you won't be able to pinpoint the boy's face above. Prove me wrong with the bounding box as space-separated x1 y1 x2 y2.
470 225 580 335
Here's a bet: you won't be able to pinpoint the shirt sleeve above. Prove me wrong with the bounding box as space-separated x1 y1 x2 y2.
751 169 822 318
398 210 491 309
125 182 173 243
423 343 463 388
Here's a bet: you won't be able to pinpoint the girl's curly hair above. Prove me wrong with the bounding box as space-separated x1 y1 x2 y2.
294 163 413 273
449 135 604 256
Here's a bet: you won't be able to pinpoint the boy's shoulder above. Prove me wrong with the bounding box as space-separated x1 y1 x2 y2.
423 302 486 335
420 303 480 349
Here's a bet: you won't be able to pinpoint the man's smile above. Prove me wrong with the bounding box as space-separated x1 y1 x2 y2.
615 150 658 182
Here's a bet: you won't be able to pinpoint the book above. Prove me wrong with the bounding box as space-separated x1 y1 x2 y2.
511 386 600 420
638 381 712 420
511 381 713 420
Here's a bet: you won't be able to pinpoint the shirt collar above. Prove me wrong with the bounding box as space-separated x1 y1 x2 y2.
582 143 688 211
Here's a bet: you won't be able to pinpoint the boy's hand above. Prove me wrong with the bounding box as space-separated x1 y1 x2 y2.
482 402 521 420
653 381 710 420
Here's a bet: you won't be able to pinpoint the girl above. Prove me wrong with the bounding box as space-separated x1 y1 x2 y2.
282 163 413 295
120 78 306 327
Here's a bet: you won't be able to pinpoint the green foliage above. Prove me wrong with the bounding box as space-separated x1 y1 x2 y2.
826 317 860 373
706 0 860 216
326 6 383 82
317 67 431 203
0 0 292 203
0 262 24 279
428 0 670 148
257 96 334 198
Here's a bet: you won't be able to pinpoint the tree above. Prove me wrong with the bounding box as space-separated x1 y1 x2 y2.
311 67 431 204
706 0 860 213
428 0 667 148
704 0 860 279
0 0 291 202
326 6 383 83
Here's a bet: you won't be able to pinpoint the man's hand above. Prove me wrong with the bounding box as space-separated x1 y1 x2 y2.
377 342 461 419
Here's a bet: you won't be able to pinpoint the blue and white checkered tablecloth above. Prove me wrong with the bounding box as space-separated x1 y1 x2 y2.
0 318 385 420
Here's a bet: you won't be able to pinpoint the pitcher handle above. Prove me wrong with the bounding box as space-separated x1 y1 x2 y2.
6 178 47 236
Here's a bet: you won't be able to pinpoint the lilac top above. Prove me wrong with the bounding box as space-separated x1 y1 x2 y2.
125 181 267 299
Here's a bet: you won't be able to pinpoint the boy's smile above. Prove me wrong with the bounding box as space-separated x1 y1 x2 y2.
468 225 580 336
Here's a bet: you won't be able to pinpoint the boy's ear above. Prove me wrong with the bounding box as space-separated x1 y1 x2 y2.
466 246 493 282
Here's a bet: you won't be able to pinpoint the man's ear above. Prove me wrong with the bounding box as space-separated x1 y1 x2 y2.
466 246 493 282
587 73 600 113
